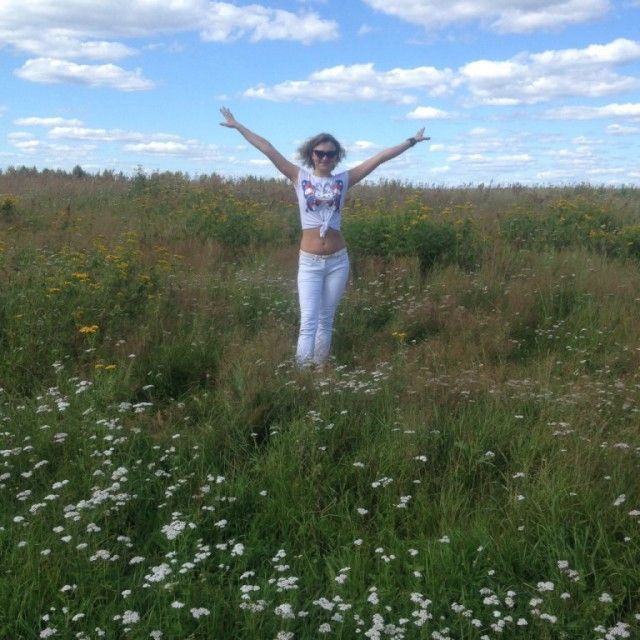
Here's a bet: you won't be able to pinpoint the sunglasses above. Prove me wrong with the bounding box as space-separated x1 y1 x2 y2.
313 149 338 160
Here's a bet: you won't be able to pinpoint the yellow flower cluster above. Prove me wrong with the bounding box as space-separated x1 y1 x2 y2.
79 325 99 335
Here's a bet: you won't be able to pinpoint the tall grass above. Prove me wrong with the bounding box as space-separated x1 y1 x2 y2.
1 167 639 639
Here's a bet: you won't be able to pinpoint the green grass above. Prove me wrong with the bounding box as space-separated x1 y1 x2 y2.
1 168 639 639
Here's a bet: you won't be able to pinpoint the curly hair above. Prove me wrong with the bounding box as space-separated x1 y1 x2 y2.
297 133 346 169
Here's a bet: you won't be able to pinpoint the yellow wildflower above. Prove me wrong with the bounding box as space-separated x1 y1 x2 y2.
79 325 99 334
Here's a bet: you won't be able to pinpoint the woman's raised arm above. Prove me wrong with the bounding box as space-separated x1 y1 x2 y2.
347 128 430 187
220 107 298 182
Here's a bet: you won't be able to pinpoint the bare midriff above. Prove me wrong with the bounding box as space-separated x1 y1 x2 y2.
300 227 346 255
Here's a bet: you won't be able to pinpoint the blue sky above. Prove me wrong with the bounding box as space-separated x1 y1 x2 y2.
1 0 639 185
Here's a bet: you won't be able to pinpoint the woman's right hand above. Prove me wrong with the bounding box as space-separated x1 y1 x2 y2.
220 107 239 128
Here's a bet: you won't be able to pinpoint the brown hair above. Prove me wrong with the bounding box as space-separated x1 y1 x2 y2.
297 133 346 169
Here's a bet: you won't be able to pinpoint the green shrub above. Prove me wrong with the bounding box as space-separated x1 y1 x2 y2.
0 194 18 220
500 197 621 251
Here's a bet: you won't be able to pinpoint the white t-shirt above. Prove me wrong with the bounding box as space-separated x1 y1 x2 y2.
294 168 349 238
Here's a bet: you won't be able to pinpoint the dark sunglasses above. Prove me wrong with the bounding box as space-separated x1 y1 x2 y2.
313 149 338 159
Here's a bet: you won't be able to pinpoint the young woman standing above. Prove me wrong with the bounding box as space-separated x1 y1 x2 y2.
220 107 429 366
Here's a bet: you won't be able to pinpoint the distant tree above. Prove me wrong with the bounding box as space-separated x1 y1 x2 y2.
72 165 88 179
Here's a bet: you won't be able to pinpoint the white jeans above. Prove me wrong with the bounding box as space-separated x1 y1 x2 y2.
296 248 350 365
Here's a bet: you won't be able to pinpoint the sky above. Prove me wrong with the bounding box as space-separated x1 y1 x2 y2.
1 0 640 186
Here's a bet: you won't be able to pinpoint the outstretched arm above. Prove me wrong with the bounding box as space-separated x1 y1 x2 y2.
347 128 430 187
220 107 298 182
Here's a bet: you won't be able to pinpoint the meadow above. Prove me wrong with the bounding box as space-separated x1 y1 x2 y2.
1 166 640 639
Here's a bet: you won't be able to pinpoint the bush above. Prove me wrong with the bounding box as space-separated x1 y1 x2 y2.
616 224 640 261
0 194 18 220
344 212 480 272
500 196 621 251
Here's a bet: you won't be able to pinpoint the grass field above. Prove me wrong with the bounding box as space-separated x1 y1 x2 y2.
1 167 640 639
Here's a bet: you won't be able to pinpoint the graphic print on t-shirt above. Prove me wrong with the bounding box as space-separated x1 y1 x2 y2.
302 178 344 213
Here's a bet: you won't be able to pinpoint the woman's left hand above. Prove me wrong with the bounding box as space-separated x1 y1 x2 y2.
414 128 430 142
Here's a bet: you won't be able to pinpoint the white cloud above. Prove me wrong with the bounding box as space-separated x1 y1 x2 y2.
530 38 640 66
2 34 136 61
47 126 187 144
586 167 627 175
357 24 376 36
200 4 337 43
242 38 640 108
460 38 640 105
545 103 640 119
8 117 227 164
350 140 379 151
405 106 454 119
536 169 577 181
124 142 191 154
606 124 640 135
8 132 35 140
15 116 84 127
362 0 610 33
571 135 603 145
444 148 535 177
0 0 337 63
244 63 455 103
15 58 154 91
468 127 493 136
11 139 43 153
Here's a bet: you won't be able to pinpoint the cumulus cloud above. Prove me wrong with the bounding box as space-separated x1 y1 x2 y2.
405 106 454 119
124 142 191 154
242 38 640 108
8 116 227 164
545 103 640 119
468 127 494 136
3 34 136 61
15 58 154 91
0 0 337 62
8 132 35 140
447 152 534 172
460 38 640 105
606 124 640 135
10 139 43 153
8 133 97 158
15 116 84 127
350 140 379 151
47 126 145 142
199 4 337 43
362 0 610 33
244 63 455 103
357 24 376 36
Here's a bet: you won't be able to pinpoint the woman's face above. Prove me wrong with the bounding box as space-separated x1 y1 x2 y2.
312 142 338 174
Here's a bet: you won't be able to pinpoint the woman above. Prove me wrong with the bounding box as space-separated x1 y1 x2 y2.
220 107 429 367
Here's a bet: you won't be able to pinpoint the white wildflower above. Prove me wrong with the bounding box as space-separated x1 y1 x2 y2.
274 604 295 619
121 611 140 625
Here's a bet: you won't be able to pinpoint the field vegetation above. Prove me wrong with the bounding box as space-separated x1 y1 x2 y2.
1 166 640 639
